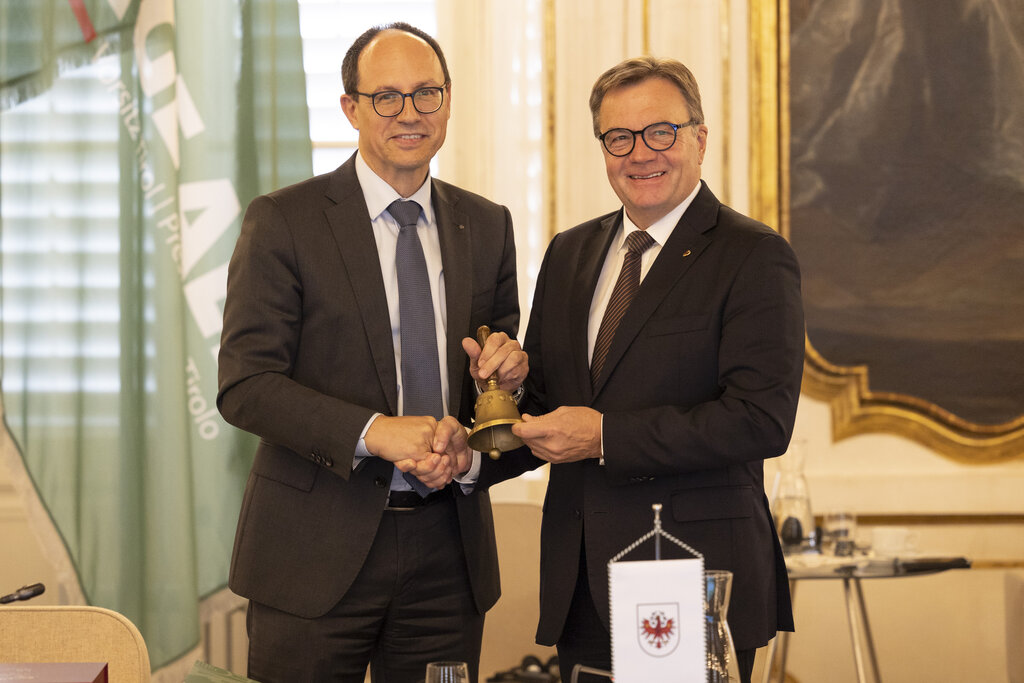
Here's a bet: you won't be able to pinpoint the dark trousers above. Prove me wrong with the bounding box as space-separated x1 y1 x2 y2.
556 547 757 683
246 497 484 683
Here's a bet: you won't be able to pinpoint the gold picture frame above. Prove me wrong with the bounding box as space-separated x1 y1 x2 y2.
749 0 1024 464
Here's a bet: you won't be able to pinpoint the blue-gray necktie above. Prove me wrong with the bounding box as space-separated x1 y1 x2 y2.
388 199 441 496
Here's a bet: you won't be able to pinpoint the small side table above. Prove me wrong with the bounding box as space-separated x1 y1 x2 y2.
761 555 970 683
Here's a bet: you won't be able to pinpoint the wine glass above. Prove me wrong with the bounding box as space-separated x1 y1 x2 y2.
425 661 469 683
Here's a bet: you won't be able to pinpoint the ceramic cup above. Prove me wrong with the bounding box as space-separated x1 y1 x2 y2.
871 526 918 558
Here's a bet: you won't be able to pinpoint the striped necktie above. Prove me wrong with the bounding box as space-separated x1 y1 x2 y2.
591 229 656 386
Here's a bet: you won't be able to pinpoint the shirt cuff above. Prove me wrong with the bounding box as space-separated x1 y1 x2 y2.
353 412 383 470
453 451 482 493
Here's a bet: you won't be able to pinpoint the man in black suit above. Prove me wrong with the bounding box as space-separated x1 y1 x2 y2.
503 56 804 682
217 22 526 683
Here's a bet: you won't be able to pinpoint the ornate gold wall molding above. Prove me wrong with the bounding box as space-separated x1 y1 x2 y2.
749 0 782 232
749 1 1024 464
544 0 557 243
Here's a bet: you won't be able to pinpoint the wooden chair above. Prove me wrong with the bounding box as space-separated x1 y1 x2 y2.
0 605 150 683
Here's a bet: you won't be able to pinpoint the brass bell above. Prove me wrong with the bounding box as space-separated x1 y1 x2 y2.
467 325 524 459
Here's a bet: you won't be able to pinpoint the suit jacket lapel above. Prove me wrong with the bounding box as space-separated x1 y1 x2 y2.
571 212 620 403
432 181 472 420
323 158 400 415
591 182 719 397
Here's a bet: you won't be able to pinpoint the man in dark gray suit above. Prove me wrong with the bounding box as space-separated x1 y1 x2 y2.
497 56 804 683
218 22 526 683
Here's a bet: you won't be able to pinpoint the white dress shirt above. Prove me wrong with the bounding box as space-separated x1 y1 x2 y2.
356 153 450 414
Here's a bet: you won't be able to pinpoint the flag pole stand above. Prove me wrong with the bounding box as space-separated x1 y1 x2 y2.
610 503 702 564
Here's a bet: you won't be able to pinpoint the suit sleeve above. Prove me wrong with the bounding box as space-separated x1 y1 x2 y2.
217 194 373 478
602 230 805 481
475 237 557 489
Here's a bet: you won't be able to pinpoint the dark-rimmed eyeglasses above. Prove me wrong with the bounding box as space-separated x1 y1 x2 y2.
598 120 697 157
352 86 447 117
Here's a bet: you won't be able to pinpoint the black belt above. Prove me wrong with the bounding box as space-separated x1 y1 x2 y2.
386 487 450 510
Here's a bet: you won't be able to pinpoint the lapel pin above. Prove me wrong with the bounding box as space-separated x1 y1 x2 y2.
683 249 691 257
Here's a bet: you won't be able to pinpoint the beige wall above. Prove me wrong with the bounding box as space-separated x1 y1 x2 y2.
764 398 1024 682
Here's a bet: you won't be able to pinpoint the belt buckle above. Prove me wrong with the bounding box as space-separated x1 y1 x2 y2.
386 490 423 510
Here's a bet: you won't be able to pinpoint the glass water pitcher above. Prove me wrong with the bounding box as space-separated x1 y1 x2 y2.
705 569 740 682
770 439 817 553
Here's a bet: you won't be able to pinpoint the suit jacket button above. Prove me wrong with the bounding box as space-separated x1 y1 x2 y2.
374 476 387 488
323 457 333 467
574 509 582 520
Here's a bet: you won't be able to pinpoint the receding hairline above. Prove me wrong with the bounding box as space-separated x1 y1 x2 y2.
341 22 450 96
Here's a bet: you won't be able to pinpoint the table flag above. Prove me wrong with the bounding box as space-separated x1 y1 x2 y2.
608 504 705 682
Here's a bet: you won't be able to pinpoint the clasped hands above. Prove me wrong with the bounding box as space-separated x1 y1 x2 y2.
364 414 472 490
365 330 527 489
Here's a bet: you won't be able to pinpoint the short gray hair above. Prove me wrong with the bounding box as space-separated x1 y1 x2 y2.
589 56 704 137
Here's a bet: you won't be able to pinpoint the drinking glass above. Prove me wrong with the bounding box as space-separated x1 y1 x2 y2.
823 511 858 556
425 661 469 683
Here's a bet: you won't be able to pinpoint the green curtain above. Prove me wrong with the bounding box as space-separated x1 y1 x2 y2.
0 0 311 670
0 0 131 108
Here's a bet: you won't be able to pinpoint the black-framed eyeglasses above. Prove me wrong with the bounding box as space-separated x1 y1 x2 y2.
352 85 448 117
598 120 698 157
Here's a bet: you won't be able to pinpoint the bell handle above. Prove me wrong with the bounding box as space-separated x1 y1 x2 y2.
475 325 500 391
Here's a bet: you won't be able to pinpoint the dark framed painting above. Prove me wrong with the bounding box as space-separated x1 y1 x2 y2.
750 0 1024 462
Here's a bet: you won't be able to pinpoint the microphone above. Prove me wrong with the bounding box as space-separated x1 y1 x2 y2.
0 583 46 604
